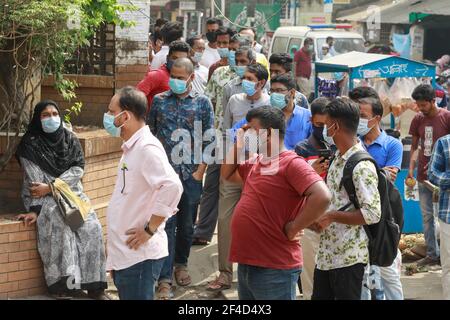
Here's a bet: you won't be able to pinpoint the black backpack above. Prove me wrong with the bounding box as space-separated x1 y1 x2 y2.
339 151 404 267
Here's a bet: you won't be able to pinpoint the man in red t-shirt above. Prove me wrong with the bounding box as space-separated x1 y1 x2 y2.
137 41 190 114
221 106 331 300
294 37 313 97
408 84 450 267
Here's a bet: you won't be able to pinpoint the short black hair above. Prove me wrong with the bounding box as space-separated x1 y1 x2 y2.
246 106 286 137
349 86 380 100
412 84 436 102
270 74 296 91
168 40 191 56
304 37 313 45
155 18 168 28
325 97 360 134
358 97 384 117
246 63 269 82
116 86 147 120
349 86 383 117
215 26 235 38
206 18 223 26
269 53 293 72
152 30 163 43
310 97 330 116
326 36 334 42
161 22 183 44
186 35 203 48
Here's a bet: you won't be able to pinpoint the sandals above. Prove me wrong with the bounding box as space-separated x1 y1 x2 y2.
51 293 73 300
174 266 192 287
192 238 209 246
206 273 231 292
157 282 173 300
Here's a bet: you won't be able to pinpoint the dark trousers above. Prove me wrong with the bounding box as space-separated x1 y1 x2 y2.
158 175 203 283
193 164 221 241
312 263 366 300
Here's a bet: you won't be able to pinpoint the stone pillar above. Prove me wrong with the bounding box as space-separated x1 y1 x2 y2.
114 0 151 91
410 24 424 62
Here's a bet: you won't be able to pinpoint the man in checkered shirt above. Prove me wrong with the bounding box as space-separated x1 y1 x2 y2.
428 134 450 300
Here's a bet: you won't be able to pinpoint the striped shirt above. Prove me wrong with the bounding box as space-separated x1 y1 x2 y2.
428 134 450 224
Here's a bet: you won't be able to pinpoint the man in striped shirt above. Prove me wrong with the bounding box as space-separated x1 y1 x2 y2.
428 134 450 300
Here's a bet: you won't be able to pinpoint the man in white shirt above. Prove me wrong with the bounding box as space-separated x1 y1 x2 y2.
105 86 183 300
187 35 209 95
151 22 183 71
200 18 222 69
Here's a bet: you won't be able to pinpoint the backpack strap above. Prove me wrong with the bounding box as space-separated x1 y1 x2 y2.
339 150 379 211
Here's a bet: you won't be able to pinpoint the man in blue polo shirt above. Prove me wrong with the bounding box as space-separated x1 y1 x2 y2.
231 74 312 149
352 91 404 300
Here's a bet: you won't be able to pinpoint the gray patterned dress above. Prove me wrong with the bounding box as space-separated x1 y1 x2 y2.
20 157 107 292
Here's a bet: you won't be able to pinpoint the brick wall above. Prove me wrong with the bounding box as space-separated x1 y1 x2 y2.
115 64 148 90
0 216 46 299
0 130 122 299
41 75 114 127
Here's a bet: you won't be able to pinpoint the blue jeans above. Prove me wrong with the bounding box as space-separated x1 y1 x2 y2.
238 264 301 300
159 215 177 283
158 175 203 284
113 258 164 300
418 182 440 259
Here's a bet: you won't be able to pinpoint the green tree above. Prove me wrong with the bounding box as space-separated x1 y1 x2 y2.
0 0 134 172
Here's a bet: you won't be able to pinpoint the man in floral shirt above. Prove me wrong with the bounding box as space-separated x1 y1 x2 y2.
312 98 381 300
205 64 237 130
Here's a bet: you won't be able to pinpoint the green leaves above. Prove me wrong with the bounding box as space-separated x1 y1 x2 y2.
64 102 84 125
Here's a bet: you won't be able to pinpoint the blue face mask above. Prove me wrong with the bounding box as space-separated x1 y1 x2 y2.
234 65 246 78
242 79 257 97
41 116 61 133
169 78 188 95
270 92 288 109
218 47 229 58
323 123 336 146
357 117 375 137
229 50 236 68
103 112 126 137
192 52 203 64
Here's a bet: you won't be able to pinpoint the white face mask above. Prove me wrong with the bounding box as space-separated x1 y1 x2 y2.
357 117 376 137
323 123 336 146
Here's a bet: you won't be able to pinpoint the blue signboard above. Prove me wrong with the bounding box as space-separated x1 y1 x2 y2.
351 56 435 79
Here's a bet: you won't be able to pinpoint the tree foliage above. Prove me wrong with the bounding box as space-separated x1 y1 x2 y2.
0 0 134 172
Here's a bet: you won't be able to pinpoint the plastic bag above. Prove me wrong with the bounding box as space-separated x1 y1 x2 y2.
370 79 392 117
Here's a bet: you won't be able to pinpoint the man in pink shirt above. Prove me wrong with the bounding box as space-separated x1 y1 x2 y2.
104 86 183 300
137 41 191 114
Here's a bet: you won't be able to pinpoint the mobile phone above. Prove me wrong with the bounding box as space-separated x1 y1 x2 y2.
317 149 333 161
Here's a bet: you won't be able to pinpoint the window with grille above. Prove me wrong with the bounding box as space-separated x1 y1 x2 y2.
280 0 291 20
64 23 115 76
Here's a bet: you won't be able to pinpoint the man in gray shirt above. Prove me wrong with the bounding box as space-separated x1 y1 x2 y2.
207 63 269 292
223 63 270 131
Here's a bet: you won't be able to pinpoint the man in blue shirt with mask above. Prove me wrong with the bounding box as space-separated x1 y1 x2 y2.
231 74 312 150
351 87 404 301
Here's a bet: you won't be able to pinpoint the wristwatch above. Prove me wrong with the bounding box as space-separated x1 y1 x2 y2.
144 222 156 237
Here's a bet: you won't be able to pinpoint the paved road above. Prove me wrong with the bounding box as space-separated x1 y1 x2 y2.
17 233 444 300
